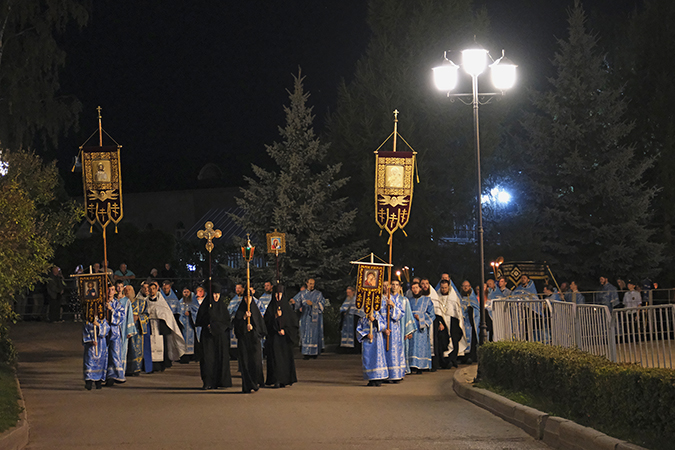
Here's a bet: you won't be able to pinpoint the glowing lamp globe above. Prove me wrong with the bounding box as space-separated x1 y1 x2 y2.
490 55 517 90
461 48 488 76
432 60 459 91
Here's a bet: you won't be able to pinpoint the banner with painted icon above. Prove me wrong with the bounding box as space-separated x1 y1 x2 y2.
81 145 123 232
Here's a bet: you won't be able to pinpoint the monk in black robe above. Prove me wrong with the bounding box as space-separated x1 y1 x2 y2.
432 316 451 370
195 283 232 390
233 294 266 393
263 285 298 388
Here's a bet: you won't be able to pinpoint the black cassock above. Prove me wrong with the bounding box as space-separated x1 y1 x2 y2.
195 295 232 389
432 316 463 369
233 298 267 393
263 293 298 387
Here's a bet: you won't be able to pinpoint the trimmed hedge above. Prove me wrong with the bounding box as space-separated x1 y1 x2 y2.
478 341 675 449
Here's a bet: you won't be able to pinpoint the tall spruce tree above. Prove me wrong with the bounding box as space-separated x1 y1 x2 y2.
515 1 662 284
235 71 366 294
609 0 675 284
327 0 500 278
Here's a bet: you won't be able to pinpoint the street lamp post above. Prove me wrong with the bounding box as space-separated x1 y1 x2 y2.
432 46 517 347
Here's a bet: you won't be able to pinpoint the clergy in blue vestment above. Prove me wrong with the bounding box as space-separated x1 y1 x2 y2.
177 287 199 363
83 316 110 390
487 277 511 341
400 291 416 374
488 277 512 307
565 281 585 304
258 282 273 315
511 274 538 301
384 280 406 381
131 282 152 374
484 279 496 316
356 308 388 386
191 286 207 378
339 286 365 349
193 286 207 341
543 285 561 302
458 280 480 363
258 282 274 352
407 281 435 373
293 278 325 359
161 280 180 314
513 275 549 343
597 276 619 312
106 287 129 385
117 285 138 376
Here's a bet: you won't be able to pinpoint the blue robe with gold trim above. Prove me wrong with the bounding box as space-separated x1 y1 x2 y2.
295 289 325 356
106 299 127 381
408 295 435 370
118 296 137 374
83 320 110 381
383 294 406 380
177 296 197 354
339 295 364 347
401 296 416 373
356 312 387 380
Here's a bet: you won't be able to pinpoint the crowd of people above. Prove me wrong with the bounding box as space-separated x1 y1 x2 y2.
68 261 666 390
80 264 329 392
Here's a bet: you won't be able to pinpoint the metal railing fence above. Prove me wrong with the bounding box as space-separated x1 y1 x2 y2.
613 305 675 369
493 298 675 368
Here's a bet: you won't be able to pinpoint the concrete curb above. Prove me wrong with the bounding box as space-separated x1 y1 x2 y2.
453 366 647 450
0 374 29 450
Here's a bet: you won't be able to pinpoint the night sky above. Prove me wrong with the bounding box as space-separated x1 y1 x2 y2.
57 0 641 195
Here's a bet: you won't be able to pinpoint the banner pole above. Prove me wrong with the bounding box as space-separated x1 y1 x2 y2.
386 233 392 351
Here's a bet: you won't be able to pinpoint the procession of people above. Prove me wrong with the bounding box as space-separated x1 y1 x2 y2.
78 261 651 391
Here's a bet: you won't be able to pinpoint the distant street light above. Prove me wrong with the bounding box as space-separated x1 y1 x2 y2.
0 150 8 176
433 45 517 346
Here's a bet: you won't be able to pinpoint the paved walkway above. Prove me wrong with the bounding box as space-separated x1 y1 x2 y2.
11 322 549 449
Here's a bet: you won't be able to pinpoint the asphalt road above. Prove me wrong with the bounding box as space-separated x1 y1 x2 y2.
11 321 549 450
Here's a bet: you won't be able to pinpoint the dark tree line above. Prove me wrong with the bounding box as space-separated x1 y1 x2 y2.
7 0 675 298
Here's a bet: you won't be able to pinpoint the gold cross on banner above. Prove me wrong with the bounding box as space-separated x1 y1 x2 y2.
197 221 222 253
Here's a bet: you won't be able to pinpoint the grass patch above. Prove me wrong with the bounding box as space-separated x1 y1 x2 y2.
474 380 651 447
475 380 563 418
0 363 21 433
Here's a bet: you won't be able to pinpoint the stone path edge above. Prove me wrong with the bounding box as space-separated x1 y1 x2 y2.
0 374 29 450
453 366 646 450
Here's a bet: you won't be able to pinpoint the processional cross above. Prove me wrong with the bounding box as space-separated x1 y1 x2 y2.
197 221 222 294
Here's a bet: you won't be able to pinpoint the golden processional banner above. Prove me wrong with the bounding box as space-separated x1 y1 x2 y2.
73 273 108 323
355 263 385 315
81 145 123 231
375 150 416 237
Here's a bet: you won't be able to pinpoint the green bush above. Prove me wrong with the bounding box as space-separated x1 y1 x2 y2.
478 341 675 449
0 325 16 367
